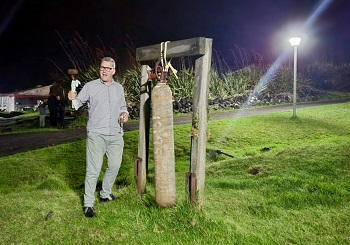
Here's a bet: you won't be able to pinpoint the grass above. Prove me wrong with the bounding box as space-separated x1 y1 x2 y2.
0 103 349 244
0 110 61 135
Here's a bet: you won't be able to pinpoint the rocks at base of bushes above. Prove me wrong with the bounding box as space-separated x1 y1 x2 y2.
126 90 327 119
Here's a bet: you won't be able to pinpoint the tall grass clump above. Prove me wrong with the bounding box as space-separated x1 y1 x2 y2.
304 61 350 91
260 65 314 99
209 47 267 99
168 67 195 102
53 32 122 92
121 68 142 103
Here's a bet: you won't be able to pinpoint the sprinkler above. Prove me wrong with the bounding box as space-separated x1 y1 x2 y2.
216 149 234 158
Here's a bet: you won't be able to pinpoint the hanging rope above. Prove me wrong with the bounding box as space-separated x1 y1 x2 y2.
161 41 178 78
148 41 178 81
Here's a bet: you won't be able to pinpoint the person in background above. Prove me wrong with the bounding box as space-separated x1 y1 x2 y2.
57 95 65 129
47 93 58 127
68 57 129 218
36 100 47 128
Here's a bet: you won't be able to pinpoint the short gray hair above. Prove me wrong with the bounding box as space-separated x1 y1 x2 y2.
101 57 116 69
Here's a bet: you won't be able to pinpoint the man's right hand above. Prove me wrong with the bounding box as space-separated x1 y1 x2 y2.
68 91 77 101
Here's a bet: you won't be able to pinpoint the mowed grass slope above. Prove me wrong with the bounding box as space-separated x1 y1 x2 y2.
0 102 349 244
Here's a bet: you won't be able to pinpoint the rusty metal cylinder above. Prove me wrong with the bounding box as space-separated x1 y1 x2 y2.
152 81 176 207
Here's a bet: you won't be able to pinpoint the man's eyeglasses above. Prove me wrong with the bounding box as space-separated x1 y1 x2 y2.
100 66 114 72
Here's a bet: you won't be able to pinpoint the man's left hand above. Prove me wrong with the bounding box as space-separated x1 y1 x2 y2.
119 112 129 123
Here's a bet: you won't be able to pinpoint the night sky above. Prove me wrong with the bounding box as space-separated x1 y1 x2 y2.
0 0 349 93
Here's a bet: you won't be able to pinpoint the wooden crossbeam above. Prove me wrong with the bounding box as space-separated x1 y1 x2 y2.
136 37 207 62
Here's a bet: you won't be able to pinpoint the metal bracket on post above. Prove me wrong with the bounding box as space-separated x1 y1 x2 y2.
186 172 197 206
134 157 142 195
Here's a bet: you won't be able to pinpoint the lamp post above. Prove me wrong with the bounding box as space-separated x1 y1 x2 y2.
289 37 301 119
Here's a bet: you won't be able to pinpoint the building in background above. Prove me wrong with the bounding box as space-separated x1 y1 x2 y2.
0 85 52 112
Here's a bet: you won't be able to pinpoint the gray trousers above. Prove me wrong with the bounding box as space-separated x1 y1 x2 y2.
84 131 124 207
39 115 45 127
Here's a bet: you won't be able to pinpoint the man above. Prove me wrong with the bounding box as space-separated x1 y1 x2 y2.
36 99 47 128
56 95 65 129
68 57 129 218
47 92 58 127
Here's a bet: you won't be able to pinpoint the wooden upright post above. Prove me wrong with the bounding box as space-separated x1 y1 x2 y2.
137 65 151 193
191 38 212 207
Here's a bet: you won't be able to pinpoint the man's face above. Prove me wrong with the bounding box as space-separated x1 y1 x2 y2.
99 61 115 83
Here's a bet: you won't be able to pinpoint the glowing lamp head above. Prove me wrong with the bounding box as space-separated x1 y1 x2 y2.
289 37 301 46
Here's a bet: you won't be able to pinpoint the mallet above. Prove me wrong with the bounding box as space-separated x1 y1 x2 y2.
67 68 78 80
67 69 80 92
68 69 80 109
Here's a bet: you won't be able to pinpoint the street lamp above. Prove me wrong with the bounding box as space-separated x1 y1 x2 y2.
289 36 301 119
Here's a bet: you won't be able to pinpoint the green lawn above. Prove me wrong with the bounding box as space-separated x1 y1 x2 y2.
0 103 349 244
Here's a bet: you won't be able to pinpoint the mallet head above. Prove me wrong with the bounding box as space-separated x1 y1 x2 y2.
68 69 78 80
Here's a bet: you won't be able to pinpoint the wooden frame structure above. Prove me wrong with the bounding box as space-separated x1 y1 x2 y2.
136 37 212 207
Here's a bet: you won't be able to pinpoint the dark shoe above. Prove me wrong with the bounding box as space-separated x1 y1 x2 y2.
99 194 116 202
83 207 97 218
